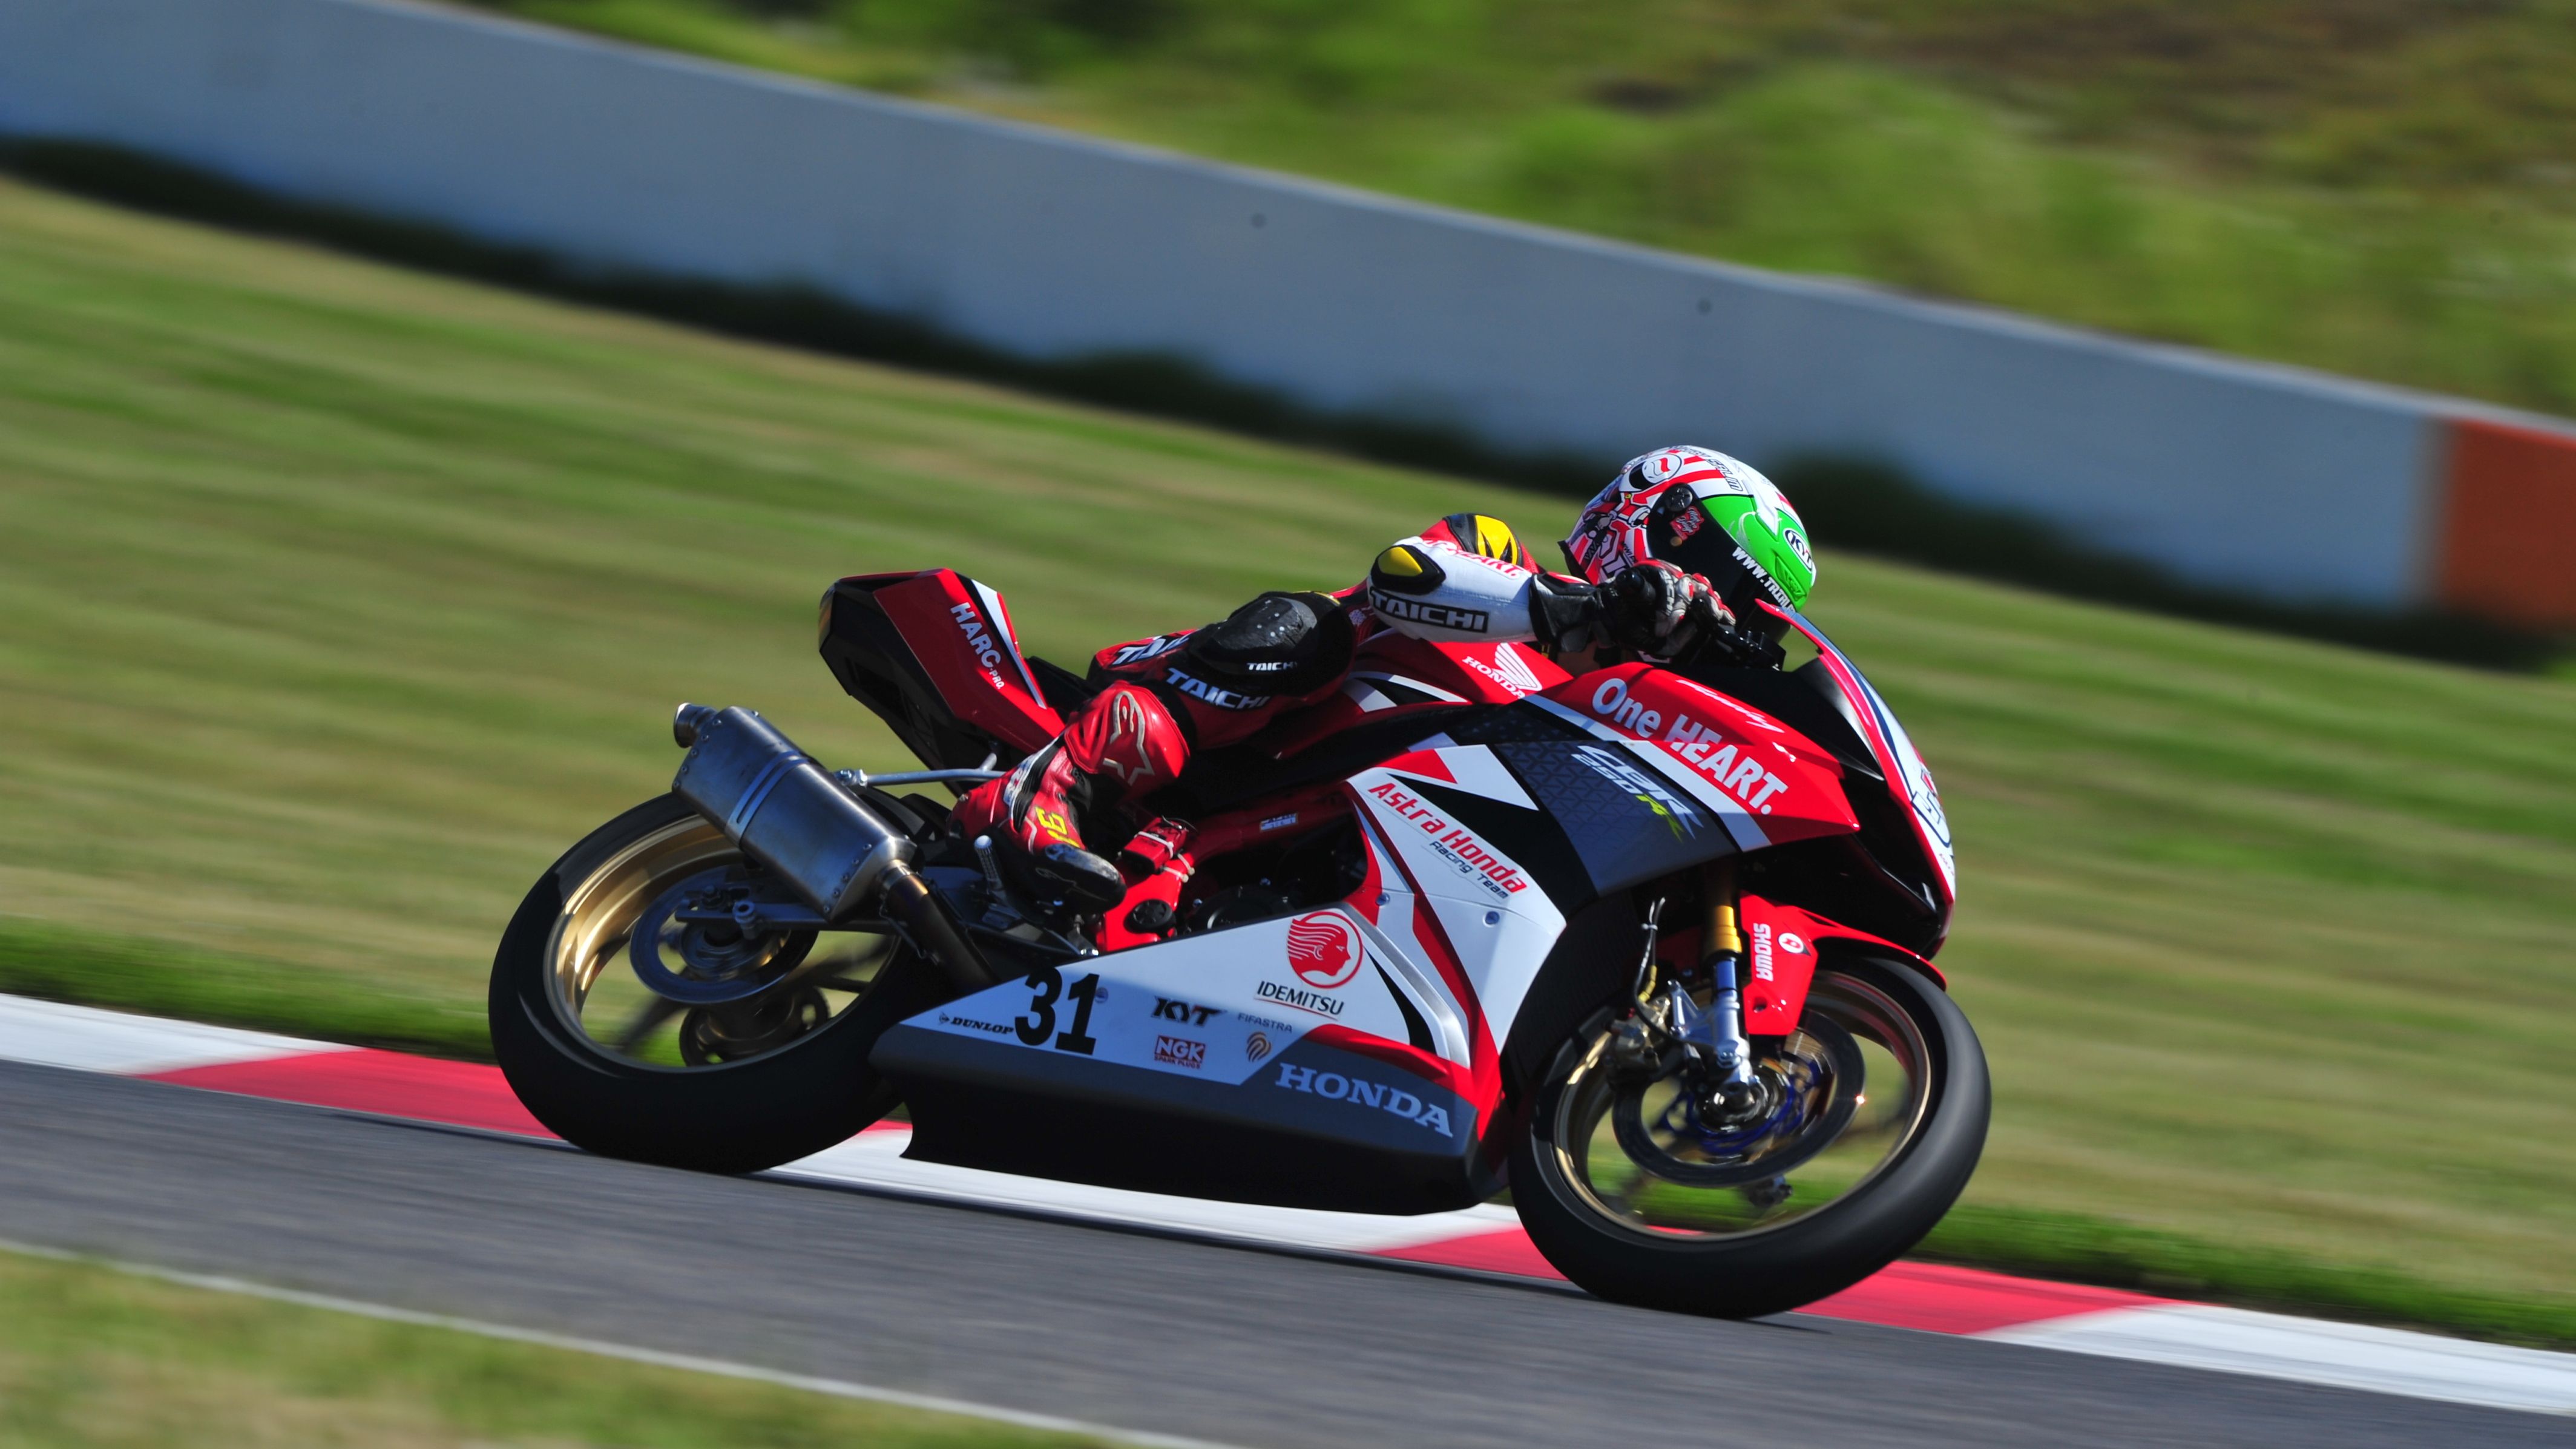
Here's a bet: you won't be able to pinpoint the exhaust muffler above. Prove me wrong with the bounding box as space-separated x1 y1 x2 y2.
669 702 912 921
671 703 993 990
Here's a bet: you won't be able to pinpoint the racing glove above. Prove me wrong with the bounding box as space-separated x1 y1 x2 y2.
1600 560 1735 659
1695 623 1787 671
1528 572 1608 654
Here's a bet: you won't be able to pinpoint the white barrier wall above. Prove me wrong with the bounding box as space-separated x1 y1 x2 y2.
0 0 2500 608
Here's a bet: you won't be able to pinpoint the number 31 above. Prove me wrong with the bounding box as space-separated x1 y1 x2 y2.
1014 965 1100 1055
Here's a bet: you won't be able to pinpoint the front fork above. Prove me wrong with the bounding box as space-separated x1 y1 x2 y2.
1618 859 1758 1105
1694 861 1760 1109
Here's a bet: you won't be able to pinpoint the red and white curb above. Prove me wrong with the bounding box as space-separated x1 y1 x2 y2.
6 994 2571 1417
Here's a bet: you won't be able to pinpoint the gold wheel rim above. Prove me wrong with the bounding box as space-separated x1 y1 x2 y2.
542 816 887 1070
1545 971 1935 1242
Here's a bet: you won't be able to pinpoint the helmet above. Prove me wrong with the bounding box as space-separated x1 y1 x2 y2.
1562 446 1816 634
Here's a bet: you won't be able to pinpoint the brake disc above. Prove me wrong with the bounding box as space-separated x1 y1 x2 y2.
1609 1017 1864 1188
628 867 814 1005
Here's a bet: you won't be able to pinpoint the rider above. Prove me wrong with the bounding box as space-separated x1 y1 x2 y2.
953 445 1819 910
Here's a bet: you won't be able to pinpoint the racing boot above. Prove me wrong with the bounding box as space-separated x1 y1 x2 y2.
951 683 1190 915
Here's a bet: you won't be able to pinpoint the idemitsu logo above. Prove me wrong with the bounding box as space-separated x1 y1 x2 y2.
1274 1063 1453 1137
1285 912 1362 988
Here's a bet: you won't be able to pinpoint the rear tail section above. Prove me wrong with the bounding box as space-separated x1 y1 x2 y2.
818 570 1067 769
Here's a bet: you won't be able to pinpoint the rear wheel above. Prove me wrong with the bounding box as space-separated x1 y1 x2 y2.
1510 956 1988 1318
489 795 946 1174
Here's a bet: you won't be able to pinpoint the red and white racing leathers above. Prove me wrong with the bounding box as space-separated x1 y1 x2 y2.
951 514 1580 883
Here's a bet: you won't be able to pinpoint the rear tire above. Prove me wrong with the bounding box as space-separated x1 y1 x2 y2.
1509 956 1988 1318
489 795 946 1174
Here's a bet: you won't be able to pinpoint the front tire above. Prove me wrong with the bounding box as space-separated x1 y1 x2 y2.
489 795 946 1174
1510 956 1988 1318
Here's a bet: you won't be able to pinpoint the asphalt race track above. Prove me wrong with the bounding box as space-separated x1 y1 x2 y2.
0 1061 2557 1449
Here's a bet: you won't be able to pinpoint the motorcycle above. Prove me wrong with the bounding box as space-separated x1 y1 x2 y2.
490 568 1988 1317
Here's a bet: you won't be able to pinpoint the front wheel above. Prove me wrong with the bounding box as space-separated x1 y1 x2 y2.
489 795 947 1174
1510 955 1988 1318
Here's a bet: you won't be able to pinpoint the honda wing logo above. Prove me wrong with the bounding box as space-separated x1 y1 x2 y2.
1460 642 1544 697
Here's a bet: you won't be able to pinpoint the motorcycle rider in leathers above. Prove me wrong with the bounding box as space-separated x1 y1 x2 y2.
953 445 1822 913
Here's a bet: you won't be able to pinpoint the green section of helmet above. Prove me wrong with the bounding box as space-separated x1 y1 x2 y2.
1699 472 1816 610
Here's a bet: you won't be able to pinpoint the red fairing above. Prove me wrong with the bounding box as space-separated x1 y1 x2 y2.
1263 634 1568 758
1391 636 1569 704
1306 1024 1479 1103
1738 895 1947 1036
867 570 1064 754
1538 663 1860 847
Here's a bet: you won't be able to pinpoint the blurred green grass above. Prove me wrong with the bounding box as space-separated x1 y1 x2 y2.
2 177 2573 1333
0 1247 1099 1448
467 0 2576 419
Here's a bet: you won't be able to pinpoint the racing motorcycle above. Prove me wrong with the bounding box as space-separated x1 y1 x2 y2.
490 568 1988 1318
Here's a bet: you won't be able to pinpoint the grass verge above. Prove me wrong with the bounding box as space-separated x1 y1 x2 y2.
0 175 2571 1340
1920 1206 2576 1352
0 919 492 1062
6 139 2551 671
0 1246 1101 1448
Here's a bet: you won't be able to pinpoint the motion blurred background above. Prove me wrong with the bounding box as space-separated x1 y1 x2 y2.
1 1 2572 1440
476 0 2576 416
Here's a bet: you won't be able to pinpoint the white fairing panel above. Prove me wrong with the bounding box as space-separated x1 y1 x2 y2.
907 745 1573 1105
1349 746 1569 1046
910 906 1471 1083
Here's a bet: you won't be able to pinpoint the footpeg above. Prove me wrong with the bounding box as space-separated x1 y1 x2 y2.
1036 842 1126 911
975 833 1122 925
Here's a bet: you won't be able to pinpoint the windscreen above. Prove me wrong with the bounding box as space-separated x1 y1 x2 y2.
1766 604 1957 904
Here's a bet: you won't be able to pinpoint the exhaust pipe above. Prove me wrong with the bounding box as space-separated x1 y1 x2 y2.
671 703 993 991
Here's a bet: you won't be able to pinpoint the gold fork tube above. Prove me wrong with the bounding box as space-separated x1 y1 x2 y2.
1706 857 1743 959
